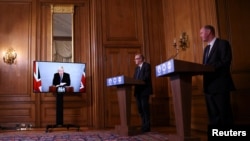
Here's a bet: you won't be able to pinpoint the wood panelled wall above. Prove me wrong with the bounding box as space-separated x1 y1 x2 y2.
0 1 36 127
162 0 250 131
100 0 169 128
216 0 250 125
0 0 93 128
162 0 219 130
0 0 249 132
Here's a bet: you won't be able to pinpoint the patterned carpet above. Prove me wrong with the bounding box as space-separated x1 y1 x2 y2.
0 130 168 141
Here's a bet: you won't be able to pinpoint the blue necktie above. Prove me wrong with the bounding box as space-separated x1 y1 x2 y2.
136 67 141 79
204 45 211 64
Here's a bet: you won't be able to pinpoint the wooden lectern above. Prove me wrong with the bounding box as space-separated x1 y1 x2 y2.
49 86 74 93
155 59 214 141
106 75 144 136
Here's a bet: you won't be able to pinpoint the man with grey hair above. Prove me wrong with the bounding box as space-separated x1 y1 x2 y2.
200 25 235 126
52 66 71 87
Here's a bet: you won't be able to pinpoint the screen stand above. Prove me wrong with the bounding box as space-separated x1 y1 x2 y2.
45 92 80 132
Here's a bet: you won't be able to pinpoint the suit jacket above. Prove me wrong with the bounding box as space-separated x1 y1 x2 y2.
53 72 71 86
203 38 235 93
133 62 153 96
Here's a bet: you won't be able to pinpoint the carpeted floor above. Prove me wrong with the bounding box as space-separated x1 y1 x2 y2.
0 130 168 141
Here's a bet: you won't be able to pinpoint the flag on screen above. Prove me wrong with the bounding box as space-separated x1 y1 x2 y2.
79 71 86 92
33 62 42 92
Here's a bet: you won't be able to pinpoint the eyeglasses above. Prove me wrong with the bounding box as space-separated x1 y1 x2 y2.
134 58 141 60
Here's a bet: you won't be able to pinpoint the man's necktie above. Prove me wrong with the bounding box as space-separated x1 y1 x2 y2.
136 67 141 79
204 45 211 64
60 75 63 83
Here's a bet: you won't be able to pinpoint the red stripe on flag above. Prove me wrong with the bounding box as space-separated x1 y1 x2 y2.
33 61 42 92
79 71 86 92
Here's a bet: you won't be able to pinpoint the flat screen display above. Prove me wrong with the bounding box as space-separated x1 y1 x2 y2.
33 61 86 93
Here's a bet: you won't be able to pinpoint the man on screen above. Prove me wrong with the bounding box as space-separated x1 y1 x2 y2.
52 66 71 87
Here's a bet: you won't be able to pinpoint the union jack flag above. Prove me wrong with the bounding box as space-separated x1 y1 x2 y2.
79 70 86 93
33 61 42 92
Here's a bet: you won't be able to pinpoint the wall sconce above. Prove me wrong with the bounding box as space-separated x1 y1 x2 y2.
171 32 189 58
3 48 17 65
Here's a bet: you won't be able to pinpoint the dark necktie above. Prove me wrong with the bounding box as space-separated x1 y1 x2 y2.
136 67 141 79
204 45 211 64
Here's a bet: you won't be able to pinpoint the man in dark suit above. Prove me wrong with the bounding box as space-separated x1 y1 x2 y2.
200 25 235 126
53 66 71 87
133 53 153 132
